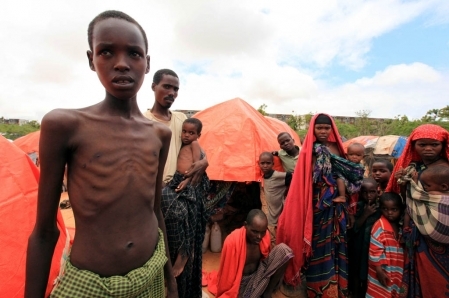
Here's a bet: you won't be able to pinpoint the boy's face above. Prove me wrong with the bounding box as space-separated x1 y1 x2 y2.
380 200 401 223
314 124 332 143
347 146 364 163
87 18 149 100
181 122 199 145
372 162 391 184
278 134 295 152
258 154 274 174
361 182 377 204
152 74 179 109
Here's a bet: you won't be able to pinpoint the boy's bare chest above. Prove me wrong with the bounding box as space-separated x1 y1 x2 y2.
70 120 161 170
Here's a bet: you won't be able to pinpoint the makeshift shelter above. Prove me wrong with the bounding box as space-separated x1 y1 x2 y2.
264 116 301 146
194 98 290 181
0 135 68 297
13 130 40 165
343 135 379 152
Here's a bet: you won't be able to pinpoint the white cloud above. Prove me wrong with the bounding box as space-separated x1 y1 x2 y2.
0 0 448 122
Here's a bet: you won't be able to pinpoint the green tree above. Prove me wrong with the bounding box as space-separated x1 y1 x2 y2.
257 104 268 116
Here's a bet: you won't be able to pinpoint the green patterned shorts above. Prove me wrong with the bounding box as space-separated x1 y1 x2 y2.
50 229 167 298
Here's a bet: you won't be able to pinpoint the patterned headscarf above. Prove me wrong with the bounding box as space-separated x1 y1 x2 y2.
386 124 449 193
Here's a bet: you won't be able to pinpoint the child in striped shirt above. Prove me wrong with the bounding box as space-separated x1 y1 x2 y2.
366 192 404 297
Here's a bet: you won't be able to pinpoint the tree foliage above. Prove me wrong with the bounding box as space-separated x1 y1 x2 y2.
257 104 268 116
0 122 40 140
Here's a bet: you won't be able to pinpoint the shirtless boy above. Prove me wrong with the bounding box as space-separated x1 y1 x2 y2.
25 11 177 298
175 118 204 192
161 117 209 297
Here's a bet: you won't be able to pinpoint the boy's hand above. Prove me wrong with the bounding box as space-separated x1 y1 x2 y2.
363 203 378 217
184 158 208 186
271 151 279 156
375 266 390 288
175 180 188 192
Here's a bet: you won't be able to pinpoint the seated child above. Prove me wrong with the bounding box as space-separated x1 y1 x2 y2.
350 178 381 297
161 117 209 297
371 159 393 196
258 152 292 247
366 192 404 298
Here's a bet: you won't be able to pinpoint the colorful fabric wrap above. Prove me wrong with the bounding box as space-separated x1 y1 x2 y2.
50 229 167 298
399 166 449 244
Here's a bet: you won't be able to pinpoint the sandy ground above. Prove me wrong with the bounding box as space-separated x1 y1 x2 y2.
59 192 292 298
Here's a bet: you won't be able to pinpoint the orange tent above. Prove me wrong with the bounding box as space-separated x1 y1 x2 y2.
194 98 288 181
0 135 68 297
13 130 40 155
264 116 301 146
342 135 379 152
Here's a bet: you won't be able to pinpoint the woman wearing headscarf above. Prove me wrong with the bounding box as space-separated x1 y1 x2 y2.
277 114 364 297
386 124 449 297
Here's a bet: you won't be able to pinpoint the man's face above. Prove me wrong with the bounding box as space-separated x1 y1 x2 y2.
314 124 332 143
245 216 267 245
181 122 199 145
152 74 179 109
87 18 149 100
278 134 295 152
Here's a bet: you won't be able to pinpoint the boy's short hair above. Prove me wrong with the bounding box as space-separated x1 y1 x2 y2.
153 69 179 84
88 10 148 54
362 177 377 186
373 159 393 172
277 132 292 139
379 192 403 209
259 151 274 162
184 118 202 134
421 165 449 185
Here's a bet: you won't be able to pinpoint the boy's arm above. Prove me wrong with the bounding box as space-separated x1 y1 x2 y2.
154 125 178 298
336 178 346 199
25 111 72 298
184 141 208 186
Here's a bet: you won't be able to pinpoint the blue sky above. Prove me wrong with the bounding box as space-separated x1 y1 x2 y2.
325 16 449 84
1 0 448 121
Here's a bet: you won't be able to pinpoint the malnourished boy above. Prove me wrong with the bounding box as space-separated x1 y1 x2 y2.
25 11 177 298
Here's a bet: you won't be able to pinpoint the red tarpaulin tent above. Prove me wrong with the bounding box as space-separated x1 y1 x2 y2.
264 116 301 146
194 98 297 181
13 130 40 155
0 135 68 297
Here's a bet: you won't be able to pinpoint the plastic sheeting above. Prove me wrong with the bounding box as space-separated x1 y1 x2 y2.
0 135 67 297
13 130 40 154
343 135 379 152
264 116 301 146
194 98 292 181
372 135 407 158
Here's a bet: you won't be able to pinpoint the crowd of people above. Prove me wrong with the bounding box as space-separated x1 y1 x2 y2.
23 9 449 298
